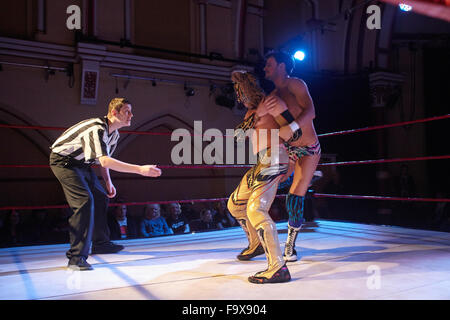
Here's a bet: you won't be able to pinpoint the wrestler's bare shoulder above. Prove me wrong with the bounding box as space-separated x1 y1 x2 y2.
287 77 308 91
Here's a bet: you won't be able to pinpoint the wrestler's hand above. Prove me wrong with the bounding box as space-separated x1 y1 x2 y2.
279 125 294 141
256 98 269 117
105 181 116 198
139 165 162 177
265 95 288 116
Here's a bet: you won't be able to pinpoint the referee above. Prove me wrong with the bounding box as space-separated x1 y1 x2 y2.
50 98 161 270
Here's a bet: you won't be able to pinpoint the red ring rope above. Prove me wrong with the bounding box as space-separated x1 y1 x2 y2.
1 194 449 211
1 155 449 169
317 114 450 138
312 194 450 203
1 114 449 137
317 155 450 166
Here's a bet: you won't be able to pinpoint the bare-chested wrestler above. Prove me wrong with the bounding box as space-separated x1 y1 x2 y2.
263 51 321 262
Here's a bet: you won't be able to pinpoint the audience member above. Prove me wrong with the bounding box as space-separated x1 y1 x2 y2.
213 200 237 229
0 211 5 233
158 204 170 220
0 211 6 246
140 204 173 237
108 203 137 240
431 191 449 231
29 209 53 244
51 207 71 243
192 209 217 232
165 202 190 234
180 201 200 221
0 210 27 247
126 206 143 237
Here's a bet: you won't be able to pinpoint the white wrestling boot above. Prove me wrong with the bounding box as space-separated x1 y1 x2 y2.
283 224 301 262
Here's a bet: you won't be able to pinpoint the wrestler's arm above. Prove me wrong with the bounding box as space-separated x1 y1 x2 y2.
98 156 161 177
263 95 298 141
271 99 289 126
263 95 289 126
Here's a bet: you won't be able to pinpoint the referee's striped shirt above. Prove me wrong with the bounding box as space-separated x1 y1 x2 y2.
50 117 119 164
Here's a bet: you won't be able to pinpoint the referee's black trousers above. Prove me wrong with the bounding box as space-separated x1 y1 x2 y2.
50 152 110 260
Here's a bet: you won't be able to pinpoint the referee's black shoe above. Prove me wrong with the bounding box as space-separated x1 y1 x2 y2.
91 242 124 254
67 256 93 271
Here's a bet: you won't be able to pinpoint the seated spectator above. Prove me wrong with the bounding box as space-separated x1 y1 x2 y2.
158 204 173 223
128 209 140 237
0 211 5 233
213 200 237 229
29 209 53 244
432 191 449 231
108 203 137 240
140 204 173 237
0 210 27 247
192 209 218 232
126 206 142 238
180 201 200 221
165 202 190 234
50 207 71 243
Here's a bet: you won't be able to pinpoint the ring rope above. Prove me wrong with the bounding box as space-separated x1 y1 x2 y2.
1 193 449 212
1 155 449 169
312 194 450 203
317 155 450 166
317 114 450 138
1 113 448 137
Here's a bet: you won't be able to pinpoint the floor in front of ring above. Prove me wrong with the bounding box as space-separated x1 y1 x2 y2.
0 220 449 300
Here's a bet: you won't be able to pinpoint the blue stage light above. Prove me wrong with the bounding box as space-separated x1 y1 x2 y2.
293 50 306 61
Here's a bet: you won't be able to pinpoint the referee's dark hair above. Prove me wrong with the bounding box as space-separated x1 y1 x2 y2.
264 50 295 75
108 97 131 116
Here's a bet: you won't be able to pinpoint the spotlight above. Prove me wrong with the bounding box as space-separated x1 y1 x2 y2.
399 3 412 12
293 50 306 61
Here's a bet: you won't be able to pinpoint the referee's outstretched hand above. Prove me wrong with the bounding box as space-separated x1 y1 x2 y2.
139 165 162 177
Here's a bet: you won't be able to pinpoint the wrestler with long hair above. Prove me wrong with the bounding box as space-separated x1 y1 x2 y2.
227 71 291 284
